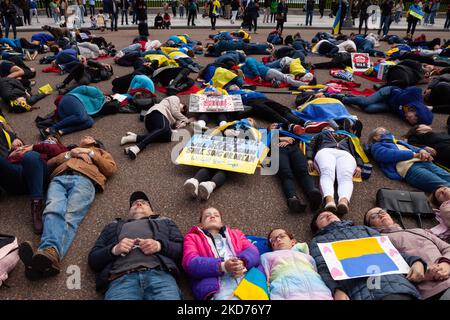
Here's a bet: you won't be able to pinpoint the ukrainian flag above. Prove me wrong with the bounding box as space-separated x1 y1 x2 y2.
234 267 269 300
332 238 398 278
332 0 342 35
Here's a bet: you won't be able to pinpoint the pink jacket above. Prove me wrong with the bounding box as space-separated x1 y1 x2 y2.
182 225 260 300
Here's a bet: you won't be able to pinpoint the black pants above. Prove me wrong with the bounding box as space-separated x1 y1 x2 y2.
407 19 418 35
359 16 368 35
188 10 196 26
19 38 40 50
45 2 52 17
248 17 257 32
399 52 450 67
198 113 228 126
23 10 31 25
194 168 226 188
238 98 303 125
319 8 324 17
270 13 275 23
277 144 315 200
110 12 119 30
276 21 284 33
313 52 351 70
62 63 92 86
137 111 172 150
90 4 95 15
211 16 217 29
432 104 450 114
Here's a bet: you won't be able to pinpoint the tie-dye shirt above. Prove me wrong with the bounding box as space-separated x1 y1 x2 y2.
261 243 334 300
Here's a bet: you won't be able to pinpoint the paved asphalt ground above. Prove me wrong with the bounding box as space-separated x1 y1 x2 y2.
0 27 449 300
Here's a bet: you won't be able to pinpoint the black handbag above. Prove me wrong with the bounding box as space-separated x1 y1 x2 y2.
376 188 435 228
14 15 23 27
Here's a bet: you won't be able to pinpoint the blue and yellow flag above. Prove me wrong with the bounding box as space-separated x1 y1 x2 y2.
332 0 342 35
234 267 269 300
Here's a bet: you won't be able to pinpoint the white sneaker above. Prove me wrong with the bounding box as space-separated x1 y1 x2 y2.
120 132 137 145
198 181 216 200
184 178 199 198
126 145 140 160
193 120 207 131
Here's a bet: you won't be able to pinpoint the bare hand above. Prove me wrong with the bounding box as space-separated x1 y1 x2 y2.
334 289 350 300
138 239 161 255
78 153 93 164
427 263 450 281
176 121 187 129
224 258 246 278
307 160 315 173
424 146 437 157
353 167 362 178
112 238 136 256
406 261 425 283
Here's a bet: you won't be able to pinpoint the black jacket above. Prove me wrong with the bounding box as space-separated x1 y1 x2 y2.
0 78 27 102
0 119 16 159
88 215 184 292
408 131 450 168
307 130 364 167
386 60 423 88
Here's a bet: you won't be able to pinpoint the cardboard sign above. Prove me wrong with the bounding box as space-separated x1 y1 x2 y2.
351 53 371 72
189 94 244 113
176 133 268 174
317 236 410 280
377 62 394 80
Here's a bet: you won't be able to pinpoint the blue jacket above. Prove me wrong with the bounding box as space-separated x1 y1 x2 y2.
388 86 433 125
68 86 106 116
214 51 246 65
127 74 155 98
88 216 183 292
310 221 423 300
240 57 270 79
228 89 267 104
371 139 421 180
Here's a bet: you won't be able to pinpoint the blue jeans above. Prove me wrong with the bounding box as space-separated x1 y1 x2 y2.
306 10 313 26
0 151 48 199
343 86 393 113
424 13 430 24
265 59 282 69
105 269 182 300
394 11 401 23
379 15 390 36
429 11 437 24
405 162 450 193
52 95 94 135
39 175 95 258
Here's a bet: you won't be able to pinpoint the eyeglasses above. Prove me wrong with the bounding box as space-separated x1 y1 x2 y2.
368 209 388 223
269 233 288 244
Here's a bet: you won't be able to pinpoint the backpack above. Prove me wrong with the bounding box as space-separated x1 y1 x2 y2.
376 188 435 228
0 234 19 287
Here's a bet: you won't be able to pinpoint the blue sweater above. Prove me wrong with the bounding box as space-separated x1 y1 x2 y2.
371 139 421 180
240 57 270 79
68 86 106 116
388 86 433 125
228 89 267 104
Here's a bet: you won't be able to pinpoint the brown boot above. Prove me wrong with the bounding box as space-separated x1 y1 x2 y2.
31 199 44 235
32 247 61 278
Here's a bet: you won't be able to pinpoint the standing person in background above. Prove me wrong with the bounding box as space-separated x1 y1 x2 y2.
135 0 147 24
20 0 32 26
89 0 95 15
60 0 68 21
358 0 370 35
230 0 239 23
187 0 198 26
78 0 85 24
305 0 314 26
445 3 450 29
351 0 359 25
319 0 325 18
1 0 18 39
429 0 439 25
270 0 277 23
208 0 221 30
330 0 338 18
50 0 61 23
244 0 259 34
224 0 231 19
170 0 177 17
179 0 185 18
30 0 40 23
83 0 88 16
378 0 393 37
394 0 403 23
120 0 129 25
406 0 422 38
276 0 288 33
262 0 270 23
44 0 52 17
